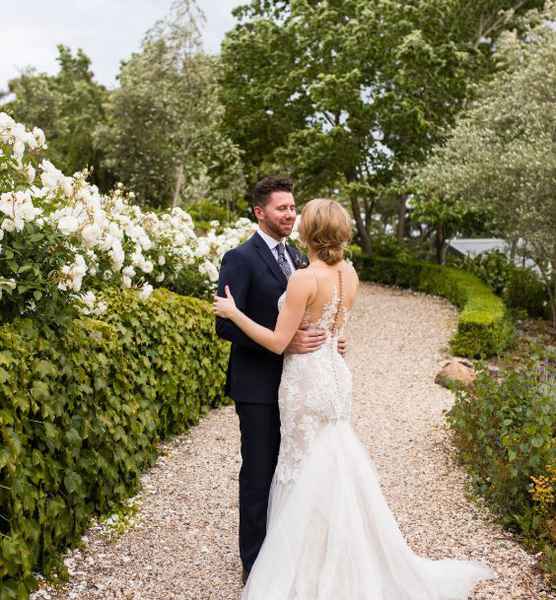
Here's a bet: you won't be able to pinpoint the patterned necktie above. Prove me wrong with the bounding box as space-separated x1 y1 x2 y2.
276 243 293 279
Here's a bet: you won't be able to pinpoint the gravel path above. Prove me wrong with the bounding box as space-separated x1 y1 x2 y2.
35 283 554 600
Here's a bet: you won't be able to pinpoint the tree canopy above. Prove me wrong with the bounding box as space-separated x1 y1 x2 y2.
414 2 556 324
4 45 113 190
96 0 245 210
220 0 544 252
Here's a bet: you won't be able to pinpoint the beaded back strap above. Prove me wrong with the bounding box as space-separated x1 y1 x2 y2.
331 269 344 336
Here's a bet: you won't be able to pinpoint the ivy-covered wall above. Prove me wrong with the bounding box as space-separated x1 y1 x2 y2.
0 288 229 599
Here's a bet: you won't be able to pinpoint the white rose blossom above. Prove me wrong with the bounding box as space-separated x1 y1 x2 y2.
139 283 154 301
0 112 263 307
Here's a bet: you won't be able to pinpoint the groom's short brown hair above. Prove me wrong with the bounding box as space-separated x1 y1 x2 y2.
252 175 294 208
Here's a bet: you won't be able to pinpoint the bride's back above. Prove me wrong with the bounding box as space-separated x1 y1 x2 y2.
302 260 359 335
277 259 357 477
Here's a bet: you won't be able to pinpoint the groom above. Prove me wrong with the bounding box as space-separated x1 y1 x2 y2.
215 175 346 583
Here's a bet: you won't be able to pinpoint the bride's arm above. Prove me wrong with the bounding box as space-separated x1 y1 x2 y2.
214 270 316 355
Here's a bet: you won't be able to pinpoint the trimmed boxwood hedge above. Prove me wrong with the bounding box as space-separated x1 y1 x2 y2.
0 288 229 599
354 255 514 358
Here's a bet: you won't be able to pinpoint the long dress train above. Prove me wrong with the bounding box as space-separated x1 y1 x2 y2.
242 276 496 599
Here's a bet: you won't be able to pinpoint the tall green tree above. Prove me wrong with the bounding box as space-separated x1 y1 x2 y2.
414 2 556 325
408 195 499 264
220 0 543 253
5 45 113 190
97 0 245 209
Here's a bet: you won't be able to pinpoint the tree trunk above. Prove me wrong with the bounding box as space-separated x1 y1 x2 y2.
509 238 517 262
350 196 373 256
532 251 556 329
172 162 185 208
397 195 408 240
549 276 556 330
440 242 449 265
434 224 446 264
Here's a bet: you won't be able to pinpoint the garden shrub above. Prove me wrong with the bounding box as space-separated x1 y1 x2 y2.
504 267 549 320
355 255 514 358
369 234 413 261
0 288 229 599
188 197 250 233
450 249 512 295
355 254 422 289
447 363 556 579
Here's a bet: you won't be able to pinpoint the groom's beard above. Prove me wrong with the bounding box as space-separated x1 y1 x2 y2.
264 218 295 240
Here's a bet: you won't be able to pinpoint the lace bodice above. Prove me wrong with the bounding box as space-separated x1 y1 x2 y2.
274 275 353 486
277 283 350 338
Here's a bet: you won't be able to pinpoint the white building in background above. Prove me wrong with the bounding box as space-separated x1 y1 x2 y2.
447 238 539 271
448 238 509 257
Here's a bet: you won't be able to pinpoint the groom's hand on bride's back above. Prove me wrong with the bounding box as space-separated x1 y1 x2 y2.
286 328 348 355
337 336 348 356
286 326 326 354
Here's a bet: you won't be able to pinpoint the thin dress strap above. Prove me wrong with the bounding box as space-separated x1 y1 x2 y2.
331 269 344 336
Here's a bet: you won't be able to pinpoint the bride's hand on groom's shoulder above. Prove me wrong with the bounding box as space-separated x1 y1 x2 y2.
213 285 237 320
286 326 327 354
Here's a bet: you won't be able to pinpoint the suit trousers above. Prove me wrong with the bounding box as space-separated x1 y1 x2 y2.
235 402 281 574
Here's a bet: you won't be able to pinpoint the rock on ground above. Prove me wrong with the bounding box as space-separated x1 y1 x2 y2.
36 283 554 600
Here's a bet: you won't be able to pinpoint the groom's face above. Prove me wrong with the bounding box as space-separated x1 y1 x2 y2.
256 191 297 240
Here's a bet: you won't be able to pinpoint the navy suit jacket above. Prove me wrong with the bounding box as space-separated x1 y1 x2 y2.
215 232 305 404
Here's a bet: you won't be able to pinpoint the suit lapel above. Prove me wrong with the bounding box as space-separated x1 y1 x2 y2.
252 232 288 286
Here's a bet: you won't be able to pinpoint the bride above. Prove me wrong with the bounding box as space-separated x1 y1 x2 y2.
213 198 495 599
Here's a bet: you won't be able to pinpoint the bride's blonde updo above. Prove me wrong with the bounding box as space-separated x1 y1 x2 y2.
298 199 352 265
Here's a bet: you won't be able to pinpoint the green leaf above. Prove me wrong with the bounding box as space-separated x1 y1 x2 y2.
63 471 82 495
31 381 49 401
43 422 58 441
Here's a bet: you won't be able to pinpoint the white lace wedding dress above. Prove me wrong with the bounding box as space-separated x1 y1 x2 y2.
242 273 495 600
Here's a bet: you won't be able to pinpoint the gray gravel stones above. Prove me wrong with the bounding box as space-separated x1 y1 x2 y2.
34 283 554 600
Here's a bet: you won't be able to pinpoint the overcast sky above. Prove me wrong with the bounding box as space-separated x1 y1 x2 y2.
1 0 244 92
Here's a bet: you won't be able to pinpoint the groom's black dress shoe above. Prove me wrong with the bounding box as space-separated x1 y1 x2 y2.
242 567 249 585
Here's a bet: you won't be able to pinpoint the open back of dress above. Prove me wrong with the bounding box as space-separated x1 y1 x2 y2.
273 266 355 489
300 268 351 338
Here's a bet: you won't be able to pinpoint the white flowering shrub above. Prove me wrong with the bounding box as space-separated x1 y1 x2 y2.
0 112 257 323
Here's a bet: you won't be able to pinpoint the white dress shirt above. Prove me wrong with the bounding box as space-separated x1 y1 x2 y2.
257 226 296 273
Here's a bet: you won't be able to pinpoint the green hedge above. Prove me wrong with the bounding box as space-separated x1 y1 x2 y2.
0 289 229 599
354 255 514 358
450 250 550 320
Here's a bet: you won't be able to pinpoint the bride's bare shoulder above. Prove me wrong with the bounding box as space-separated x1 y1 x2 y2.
287 268 318 295
341 260 359 281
